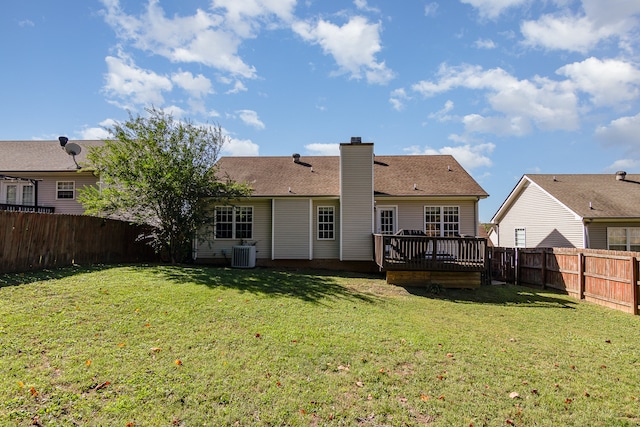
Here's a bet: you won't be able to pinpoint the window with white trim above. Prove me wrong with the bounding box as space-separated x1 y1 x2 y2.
214 206 253 239
515 228 526 248
57 181 75 199
317 206 335 240
3 182 34 206
424 206 459 237
607 227 640 251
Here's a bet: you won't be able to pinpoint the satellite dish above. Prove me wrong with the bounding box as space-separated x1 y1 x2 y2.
64 143 82 156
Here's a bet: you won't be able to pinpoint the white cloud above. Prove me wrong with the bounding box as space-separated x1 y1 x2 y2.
305 143 340 155
18 19 35 27
460 0 529 19
103 53 172 107
595 113 640 149
606 158 639 172
100 0 256 78
221 137 260 156
412 63 580 135
212 0 296 37
404 142 495 170
473 38 496 49
354 0 380 13
292 16 394 84
171 71 213 98
521 1 640 53
428 100 455 121
389 88 409 110
236 109 265 129
226 80 248 94
556 57 640 107
424 2 439 17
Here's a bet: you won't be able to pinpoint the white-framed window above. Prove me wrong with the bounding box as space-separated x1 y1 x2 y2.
376 207 397 235
214 206 253 239
424 206 459 237
317 206 335 240
57 181 75 199
2 182 34 206
515 228 526 248
607 227 640 252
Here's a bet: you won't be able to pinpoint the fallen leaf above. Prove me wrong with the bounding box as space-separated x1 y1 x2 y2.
356 381 364 387
531 389 539 395
17 381 24 388
276 381 282 387
509 392 520 399
337 365 350 371
94 381 110 391
605 339 611 344
399 397 408 403
29 387 38 397
506 419 515 425
438 395 445 400
420 394 431 401
446 353 454 358
584 391 590 397
144 323 151 328
367 394 373 400
117 343 126 347
175 359 183 365
150 347 162 352
126 423 135 427
255 333 261 338
86 360 92 367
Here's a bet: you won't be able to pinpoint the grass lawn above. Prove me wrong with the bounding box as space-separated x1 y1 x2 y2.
1 265 639 426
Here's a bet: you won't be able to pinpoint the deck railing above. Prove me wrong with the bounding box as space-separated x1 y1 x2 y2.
374 234 489 272
0 203 55 213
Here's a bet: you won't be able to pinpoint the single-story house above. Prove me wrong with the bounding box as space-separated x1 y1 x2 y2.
0 139 103 215
195 138 489 275
490 172 640 250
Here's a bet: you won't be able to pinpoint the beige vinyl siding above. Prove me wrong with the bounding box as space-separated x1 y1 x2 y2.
586 222 640 250
498 183 583 248
340 144 374 261
196 200 271 260
4 172 99 215
313 199 340 259
273 198 311 259
377 198 479 236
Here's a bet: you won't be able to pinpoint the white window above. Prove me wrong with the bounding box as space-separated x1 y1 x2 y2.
2 182 34 206
515 228 526 248
376 207 396 234
214 206 253 239
57 181 75 199
317 206 335 240
607 227 640 252
424 206 459 237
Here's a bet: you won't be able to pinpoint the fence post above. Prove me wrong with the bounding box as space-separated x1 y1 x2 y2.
578 252 585 300
631 256 638 315
515 248 520 286
540 249 547 289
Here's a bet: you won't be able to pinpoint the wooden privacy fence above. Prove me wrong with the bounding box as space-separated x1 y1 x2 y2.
0 211 157 273
490 247 640 315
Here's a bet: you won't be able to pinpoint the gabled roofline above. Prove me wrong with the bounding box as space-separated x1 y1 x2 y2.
490 174 581 223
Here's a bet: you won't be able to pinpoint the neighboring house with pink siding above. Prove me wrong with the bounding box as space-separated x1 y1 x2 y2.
0 140 103 215
490 172 640 250
195 138 488 269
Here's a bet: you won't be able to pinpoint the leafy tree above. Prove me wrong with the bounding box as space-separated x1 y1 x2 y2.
79 107 251 263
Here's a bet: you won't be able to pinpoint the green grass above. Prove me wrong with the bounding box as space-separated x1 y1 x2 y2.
1 265 639 426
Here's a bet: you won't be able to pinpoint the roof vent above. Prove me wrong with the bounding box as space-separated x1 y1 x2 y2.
292 153 301 163
616 170 627 181
350 137 362 144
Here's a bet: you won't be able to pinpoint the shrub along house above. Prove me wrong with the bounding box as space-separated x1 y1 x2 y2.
195 138 490 287
0 139 103 214
490 172 640 250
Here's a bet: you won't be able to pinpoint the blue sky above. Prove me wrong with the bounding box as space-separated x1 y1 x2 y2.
2 0 640 222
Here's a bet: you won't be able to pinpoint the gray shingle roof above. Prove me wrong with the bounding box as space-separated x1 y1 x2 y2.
0 140 103 172
527 173 640 218
215 154 488 198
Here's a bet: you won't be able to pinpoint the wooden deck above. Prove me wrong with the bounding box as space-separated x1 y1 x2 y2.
374 234 489 287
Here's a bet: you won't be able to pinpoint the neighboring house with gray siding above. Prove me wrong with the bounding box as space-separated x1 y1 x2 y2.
490 172 640 250
0 140 103 215
195 138 488 268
